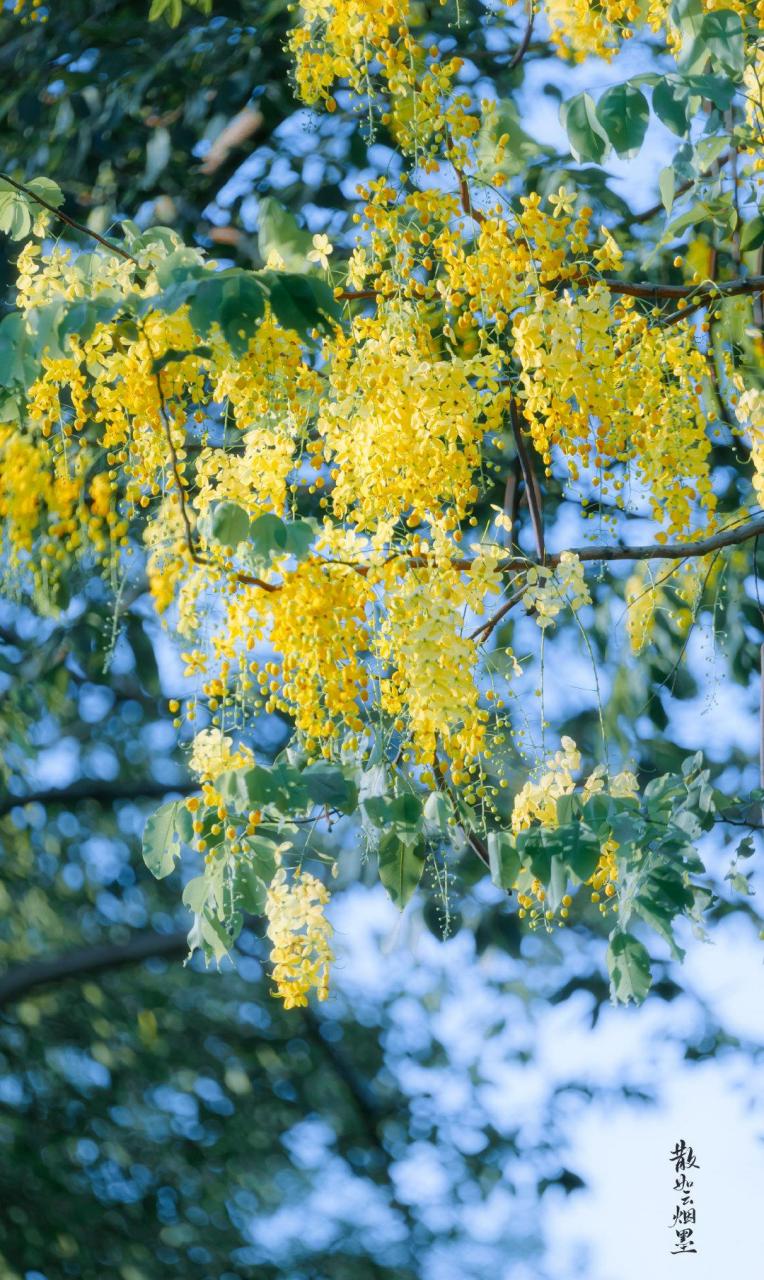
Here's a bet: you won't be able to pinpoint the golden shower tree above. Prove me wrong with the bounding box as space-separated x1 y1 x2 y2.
1 0 763 1005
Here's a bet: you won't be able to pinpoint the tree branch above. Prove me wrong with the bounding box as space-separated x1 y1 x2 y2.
339 273 764 308
0 779 194 820
630 154 730 225
0 930 188 1008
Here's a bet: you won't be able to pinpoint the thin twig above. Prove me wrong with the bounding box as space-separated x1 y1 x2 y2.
143 330 278 593
469 584 526 642
506 2 535 71
0 170 139 264
630 153 730 225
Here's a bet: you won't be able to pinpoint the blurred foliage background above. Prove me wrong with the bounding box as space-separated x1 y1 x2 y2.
0 1 762 1276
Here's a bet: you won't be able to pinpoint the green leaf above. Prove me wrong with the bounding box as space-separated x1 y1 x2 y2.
692 134 729 173
182 874 210 914
283 518 317 560
26 176 64 209
217 274 267 355
423 791 452 834
0 186 32 240
555 793 581 826
211 500 251 547
735 835 755 859
596 84 649 158
301 764 358 814
678 73 736 110
659 166 676 213
561 92 611 164
149 0 184 25
364 792 422 830
200 909 238 962
607 931 652 1004
232 859 270 914
249 512 288 562
634 896 686 961
218 763 308 815
741 216 764 253
259 270 340 336
652 78 695 136
563 823 602 883
699 9 744 75
257 196 313 272
378 829 426 908
487 831 521 891
153 247 205 290
142 799 189 879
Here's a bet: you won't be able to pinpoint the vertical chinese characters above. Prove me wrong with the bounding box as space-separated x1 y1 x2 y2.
669 1139 700 1256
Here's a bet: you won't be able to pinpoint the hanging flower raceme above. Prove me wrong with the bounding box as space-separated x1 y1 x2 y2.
265 867 334 1008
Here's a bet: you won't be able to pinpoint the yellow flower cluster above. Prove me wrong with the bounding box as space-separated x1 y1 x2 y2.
12 0 46 23
625 555 723 654
513 286 714 534
379 566 487 768
288 0 476 162
289 0 764 90
511 738 638 922
188 728 253 782
737 389 764 507
318 308 507 533
265 867 334 1007
522 551 591 630
544 0 763 62
256 560 373 750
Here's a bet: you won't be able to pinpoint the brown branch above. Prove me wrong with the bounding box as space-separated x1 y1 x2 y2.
0 171 139 265
630 153 730 225
342 273 764 309
487 516 764 574
469 584 526 642
662 275 764 325
0 779 195 820
446 124 485 227
251 513 764 589
0 930 188 1009
506 3 535 71
503 459 522 545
